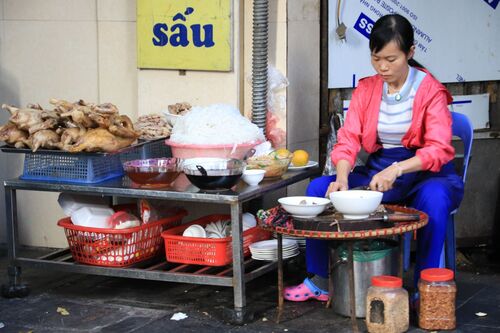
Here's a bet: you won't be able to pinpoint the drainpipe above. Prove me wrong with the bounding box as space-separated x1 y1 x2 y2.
251 0 269 133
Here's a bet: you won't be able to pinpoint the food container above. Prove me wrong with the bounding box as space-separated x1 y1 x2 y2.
58 193 109 216
242 169 266 186
277 196 331 218
246 153 292 178
183 158 245 190
70 206 115 229
123 157 182 186
329 190 383 219
165 140 259 159
161 214 271 266
418 268 456 330
366 275 409 333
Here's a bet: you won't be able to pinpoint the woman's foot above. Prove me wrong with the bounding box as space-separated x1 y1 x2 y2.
283 277 329 302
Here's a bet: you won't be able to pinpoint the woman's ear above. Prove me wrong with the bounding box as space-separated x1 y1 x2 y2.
408 45 416 61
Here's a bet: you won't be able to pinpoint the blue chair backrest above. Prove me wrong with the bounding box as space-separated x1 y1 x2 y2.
451 112 473 183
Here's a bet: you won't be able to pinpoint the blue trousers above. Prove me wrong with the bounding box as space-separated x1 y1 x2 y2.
306 148 464 284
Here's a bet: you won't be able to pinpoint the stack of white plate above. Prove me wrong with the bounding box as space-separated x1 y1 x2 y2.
272 233 307 249
249 239 300 261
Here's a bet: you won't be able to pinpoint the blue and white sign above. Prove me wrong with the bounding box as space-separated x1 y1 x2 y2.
329 0 500 88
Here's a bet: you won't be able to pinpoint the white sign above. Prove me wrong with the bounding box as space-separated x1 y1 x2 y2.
329 0 500 88
342 93 490 129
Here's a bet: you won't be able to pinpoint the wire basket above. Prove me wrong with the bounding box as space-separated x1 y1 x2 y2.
21 153 124 184
58 205 187 267
161 214 271 266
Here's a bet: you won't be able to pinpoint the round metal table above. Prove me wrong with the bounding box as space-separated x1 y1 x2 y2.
261 205 428 332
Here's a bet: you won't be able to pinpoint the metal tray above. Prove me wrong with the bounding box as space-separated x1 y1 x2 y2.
0 138 166 157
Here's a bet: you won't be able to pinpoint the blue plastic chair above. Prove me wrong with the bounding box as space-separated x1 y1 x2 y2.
403 111 473 272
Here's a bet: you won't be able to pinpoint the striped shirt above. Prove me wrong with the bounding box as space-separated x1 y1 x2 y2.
378 66 427 148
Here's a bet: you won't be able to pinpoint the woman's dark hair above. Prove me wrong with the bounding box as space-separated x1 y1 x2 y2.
369 14 423 68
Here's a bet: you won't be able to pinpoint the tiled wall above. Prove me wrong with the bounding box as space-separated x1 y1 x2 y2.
287 0 320 195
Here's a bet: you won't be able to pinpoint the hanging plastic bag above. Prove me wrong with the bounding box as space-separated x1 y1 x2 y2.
266 65 289 148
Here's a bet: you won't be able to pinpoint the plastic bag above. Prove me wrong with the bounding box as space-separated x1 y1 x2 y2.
337 240 395 262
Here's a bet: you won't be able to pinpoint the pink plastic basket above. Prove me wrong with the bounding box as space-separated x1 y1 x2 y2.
165 140 260 159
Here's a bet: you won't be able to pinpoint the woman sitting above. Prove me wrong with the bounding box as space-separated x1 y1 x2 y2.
284 14 464 302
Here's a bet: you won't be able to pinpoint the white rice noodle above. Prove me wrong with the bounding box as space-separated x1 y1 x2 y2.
170 104 265 145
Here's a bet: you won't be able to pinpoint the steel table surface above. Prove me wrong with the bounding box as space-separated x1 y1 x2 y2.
3 167 318 323
263 205 428 331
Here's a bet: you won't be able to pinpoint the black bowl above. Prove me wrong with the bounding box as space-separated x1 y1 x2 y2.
183 158 245 190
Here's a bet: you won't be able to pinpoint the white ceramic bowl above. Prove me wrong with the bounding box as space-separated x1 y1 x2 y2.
277 196 331 218
242 169 266 186
329 190 383 219
162 111 182 127
182 224 207 238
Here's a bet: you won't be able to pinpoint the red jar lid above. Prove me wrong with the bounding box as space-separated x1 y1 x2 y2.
420 268 454 282
371 275 403 288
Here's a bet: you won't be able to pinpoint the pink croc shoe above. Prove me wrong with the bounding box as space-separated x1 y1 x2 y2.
284 278 329 302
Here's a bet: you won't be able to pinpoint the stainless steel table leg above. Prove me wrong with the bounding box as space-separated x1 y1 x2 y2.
327 244 334 308
226 202 249 324
2 187 29 298
277 233 283 323
348 241 359 333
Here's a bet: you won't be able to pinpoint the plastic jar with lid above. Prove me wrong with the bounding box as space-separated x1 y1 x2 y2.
418 268 456 330
366 275 409 333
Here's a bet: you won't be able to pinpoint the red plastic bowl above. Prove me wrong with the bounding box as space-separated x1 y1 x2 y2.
165 140 260 159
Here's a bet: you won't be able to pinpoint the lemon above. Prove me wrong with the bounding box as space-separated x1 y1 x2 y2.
291 149 309 167
274 148 291 158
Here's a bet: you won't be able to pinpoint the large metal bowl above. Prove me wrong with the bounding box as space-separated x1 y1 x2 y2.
182 158 245 190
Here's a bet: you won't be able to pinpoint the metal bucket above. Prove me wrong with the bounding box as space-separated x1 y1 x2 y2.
331 239 398 318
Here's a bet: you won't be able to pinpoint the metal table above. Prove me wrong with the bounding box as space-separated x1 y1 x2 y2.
2 168 318 323
263 205 428 331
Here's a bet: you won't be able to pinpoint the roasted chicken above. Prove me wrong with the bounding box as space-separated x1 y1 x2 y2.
66 128 137 153
1 99 140 153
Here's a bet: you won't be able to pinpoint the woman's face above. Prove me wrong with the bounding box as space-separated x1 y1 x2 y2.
371 40 415 85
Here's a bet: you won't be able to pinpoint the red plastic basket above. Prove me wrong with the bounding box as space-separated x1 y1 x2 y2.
161 214 271 267
58 205 187 267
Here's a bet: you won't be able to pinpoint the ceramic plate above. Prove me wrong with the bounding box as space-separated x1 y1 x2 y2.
288 161 319 170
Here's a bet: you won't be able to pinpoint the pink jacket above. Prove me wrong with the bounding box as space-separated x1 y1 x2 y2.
331 69 455 172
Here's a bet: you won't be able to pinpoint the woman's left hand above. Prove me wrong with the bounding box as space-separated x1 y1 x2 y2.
369 165 400 192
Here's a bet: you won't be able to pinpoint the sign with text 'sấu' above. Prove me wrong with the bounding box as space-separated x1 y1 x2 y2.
137 0 232 71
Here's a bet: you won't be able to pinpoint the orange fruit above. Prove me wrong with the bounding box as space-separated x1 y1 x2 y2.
275 148 291 158
291 150 309 167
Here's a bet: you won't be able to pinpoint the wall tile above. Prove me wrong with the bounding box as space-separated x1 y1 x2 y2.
288 0 320 22
4 0 96 21
97 0 136 22
269 0 287 23
18 192 68 247
287 20 320 144
0 20 99 246
98 21 137 117
0 0 4 20
138 70 239 116
2 21 99 105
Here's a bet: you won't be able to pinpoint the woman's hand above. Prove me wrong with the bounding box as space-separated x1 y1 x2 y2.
326 179 348 197
369 164 400 192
